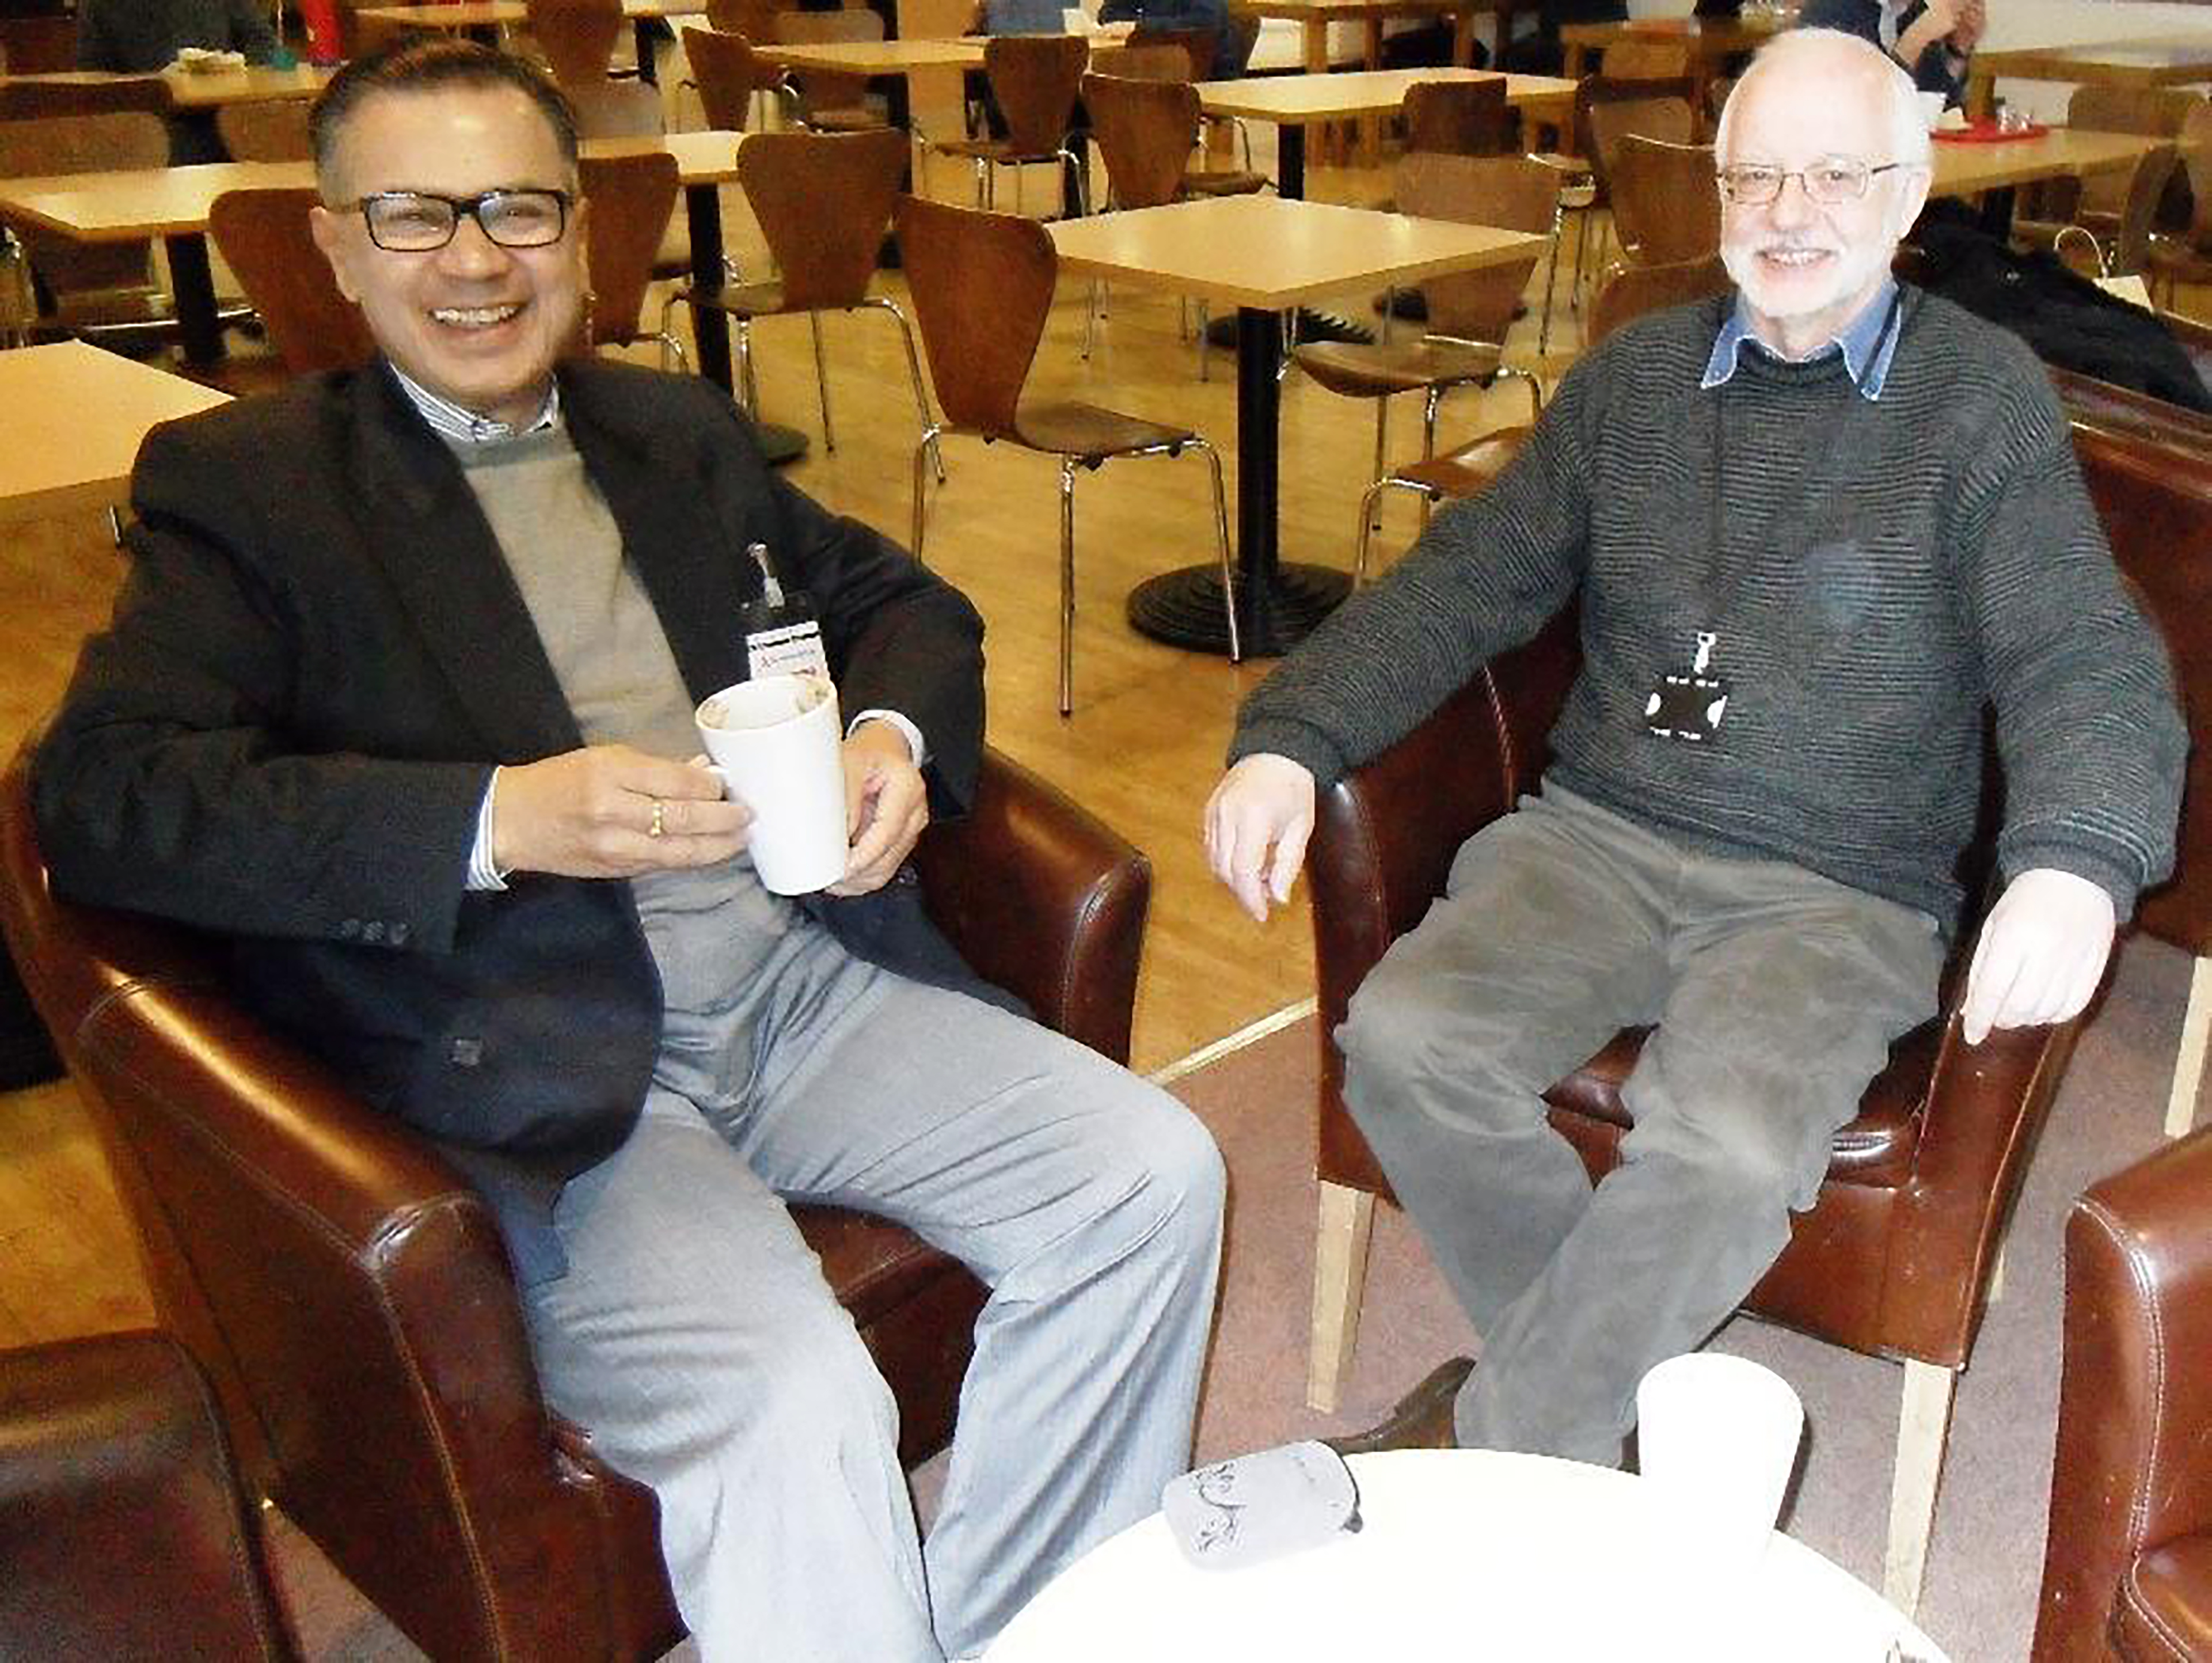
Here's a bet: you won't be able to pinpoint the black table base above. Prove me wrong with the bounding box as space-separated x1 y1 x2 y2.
1127 561 1350 658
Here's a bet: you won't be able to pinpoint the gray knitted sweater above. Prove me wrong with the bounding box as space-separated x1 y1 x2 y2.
1232 289 2186 928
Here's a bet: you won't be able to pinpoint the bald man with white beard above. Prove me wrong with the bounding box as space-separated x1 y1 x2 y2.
1203 29 2184 1466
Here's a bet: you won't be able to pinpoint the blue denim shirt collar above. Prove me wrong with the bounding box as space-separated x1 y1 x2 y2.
1700 276 1902 401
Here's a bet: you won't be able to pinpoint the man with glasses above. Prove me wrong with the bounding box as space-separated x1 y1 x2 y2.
1206 28 2180 1465
33 37 1223 1663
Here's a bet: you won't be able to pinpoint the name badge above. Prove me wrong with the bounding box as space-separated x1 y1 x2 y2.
1644 630 1731 743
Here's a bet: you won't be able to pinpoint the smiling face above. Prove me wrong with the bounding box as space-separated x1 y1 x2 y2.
1716 35 1931 359
309 85 586 426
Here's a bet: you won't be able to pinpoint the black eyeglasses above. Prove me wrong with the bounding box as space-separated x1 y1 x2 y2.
349 188 572 252
1714 158 1908 206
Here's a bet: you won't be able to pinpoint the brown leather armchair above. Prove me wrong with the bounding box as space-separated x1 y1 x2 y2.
1302 405 2212 1620
0 738 1151 1661
2032 1126 2212 1662
0 1330 297 1660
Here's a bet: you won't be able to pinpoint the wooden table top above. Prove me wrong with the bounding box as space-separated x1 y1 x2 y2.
1971 33 2212 86
751 36 988 73
1048 193 1545 310
354 0 702 25
0 341 228 525
1558 14 1781 53
0 132 744 242
1230 0 1493 20
0 64 330 109
1926 126 2160 198
1196 66 1576 121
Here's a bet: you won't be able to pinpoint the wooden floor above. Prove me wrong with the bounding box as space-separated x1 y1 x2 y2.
3 117 2206 1354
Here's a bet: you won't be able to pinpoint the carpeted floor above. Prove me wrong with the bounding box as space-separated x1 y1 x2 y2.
267 932 2191 1661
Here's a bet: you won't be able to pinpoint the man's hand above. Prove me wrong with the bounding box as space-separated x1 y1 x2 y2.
1896 0 1963 63
492 745 749 879
828 720 928 897
1959 867 2117 1045
1204 753 1317 923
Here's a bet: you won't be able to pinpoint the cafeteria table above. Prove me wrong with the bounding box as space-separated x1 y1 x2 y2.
1966 33 2212 120
0 340 228 525
1049 193 1544 656
0 63 330 112
1196 66 1577 198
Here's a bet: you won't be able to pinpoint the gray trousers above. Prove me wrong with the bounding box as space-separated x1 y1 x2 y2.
523 959 1225 1662
1341 786 1943 1467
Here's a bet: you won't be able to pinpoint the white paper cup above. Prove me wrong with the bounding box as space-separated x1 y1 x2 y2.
1917 90 1947 131
695 672 847 896
1635 1353 1804 1597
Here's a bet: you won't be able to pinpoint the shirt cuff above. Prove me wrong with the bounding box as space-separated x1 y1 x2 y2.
849 709 927 768
466 768 510 893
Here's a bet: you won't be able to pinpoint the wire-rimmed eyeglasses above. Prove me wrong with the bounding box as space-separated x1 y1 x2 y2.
349 188 572 252
1714 158 1908 206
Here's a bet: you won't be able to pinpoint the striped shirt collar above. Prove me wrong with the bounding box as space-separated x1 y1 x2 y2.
388 362 562 444
1701 277 1904 401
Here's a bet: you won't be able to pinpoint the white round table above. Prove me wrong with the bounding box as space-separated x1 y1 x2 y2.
983 1450 1948 1661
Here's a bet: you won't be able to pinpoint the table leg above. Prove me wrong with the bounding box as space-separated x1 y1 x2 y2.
1360 17 1385 165
1126 306 1348 658
1452 2 1477 67
1976 184 2017 239
685 182 807 465
164 233 222 366
632 18 659 85
1279 123 1307 202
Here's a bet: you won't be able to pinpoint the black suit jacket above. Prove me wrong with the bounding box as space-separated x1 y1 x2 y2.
1795 0 1968 101
33 359 990 1274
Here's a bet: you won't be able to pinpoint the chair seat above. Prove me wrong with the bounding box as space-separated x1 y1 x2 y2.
1181 167 1268 197
684 276 793 320
1294 336 1506 398
1542 1015 1939 1188
1388 424 1529 497
1012 398 1196 460
2112 1536 2212 1661
934 135 1066 165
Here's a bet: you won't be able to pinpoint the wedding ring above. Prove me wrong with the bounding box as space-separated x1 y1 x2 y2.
648 799 666 839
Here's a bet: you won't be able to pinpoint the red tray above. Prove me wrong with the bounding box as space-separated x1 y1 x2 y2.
1932 120 2050 143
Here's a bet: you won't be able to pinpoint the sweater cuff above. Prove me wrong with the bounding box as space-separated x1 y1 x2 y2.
1999 835 2145 922
1228 717 1351 793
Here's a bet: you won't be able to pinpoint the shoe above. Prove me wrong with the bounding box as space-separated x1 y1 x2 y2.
1324 1356 1475 1457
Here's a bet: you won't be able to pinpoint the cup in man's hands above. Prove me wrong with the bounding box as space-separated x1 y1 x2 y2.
695 671 848 895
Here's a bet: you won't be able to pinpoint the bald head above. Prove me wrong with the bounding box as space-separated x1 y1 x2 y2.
1716 28 1932 174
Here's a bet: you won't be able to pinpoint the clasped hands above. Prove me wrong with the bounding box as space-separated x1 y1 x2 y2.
1203 753 2116 1045
489 721 926 896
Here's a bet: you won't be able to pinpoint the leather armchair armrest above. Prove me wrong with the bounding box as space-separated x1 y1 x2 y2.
913 746 1150 1066
71 975 641 1661
2035 1127 2212 1662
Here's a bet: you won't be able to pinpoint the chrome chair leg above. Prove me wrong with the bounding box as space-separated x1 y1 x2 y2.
910 427 942 563
808 310 834 451
1369 398 1390 530
736 317 760 420
1058 455 1078 717
1538 196 1567 355
1189 437 1240 662
869 297 944 483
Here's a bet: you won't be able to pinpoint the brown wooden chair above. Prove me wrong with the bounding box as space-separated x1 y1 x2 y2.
895 191 1238 715
675 127 937 469
929 33 1091 215
1606 132 1719 269
2149 100 2212 312
2016 86 2202 267
773 8 890 132
706 0 781 40
0 14 77 75
1402 75 1516 157
0 1331 298 1660
2031 1126 2212 1662
0 734 1153 1661
0 74 172 121
1302 392 2212 1622
214 98 313 162
1348 253 1728 584
682 22 769 132
525 0 627 85
1294 152 1557 572
208 187 379 377
576 148 688 368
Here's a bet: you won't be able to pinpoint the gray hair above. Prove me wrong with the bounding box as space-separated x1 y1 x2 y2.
1713 27 1933 172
